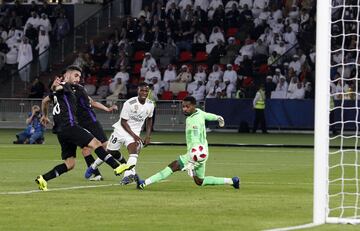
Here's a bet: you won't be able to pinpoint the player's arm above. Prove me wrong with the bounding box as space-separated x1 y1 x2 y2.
89 97 118 112
121 118 143 144
203 111 225 127
143 117 153 146
40 96 51 126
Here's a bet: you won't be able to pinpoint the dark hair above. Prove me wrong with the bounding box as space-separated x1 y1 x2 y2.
138 82 149 88
65 65 82 74
183 96 196 105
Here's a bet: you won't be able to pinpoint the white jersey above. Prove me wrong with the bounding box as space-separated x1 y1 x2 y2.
112 97 154 136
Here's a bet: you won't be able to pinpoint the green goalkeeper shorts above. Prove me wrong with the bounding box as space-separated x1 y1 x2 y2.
178 153 207 179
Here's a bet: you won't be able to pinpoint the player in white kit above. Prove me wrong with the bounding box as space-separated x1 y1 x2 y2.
87 82 154 184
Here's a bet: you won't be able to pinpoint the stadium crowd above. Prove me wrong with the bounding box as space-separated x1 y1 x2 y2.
0 0 69 81
0 0 321 101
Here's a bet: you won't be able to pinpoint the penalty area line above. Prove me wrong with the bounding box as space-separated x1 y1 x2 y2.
263 223 322 231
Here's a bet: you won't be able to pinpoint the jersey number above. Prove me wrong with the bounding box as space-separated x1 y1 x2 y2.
52 96 60 115
110 135 117 144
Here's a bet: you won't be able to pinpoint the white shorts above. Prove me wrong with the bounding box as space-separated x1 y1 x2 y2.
106 130 142 151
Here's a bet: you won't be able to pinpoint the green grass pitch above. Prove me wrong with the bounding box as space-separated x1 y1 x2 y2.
0 129 358 231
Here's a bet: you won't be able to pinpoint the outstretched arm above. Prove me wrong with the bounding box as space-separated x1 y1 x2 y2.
40 96 51 126
89 97 118 112
203 111 225 127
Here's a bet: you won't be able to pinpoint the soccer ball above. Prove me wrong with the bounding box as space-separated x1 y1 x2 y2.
189 145 208 162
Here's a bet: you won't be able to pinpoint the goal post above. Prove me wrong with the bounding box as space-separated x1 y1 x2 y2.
314 0 331 225
314 0 360 225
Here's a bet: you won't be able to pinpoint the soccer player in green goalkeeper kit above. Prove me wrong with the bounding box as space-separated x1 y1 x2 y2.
137 96 240 189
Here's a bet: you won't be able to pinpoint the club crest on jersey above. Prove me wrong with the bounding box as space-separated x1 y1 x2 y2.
134 105 139 113
193 125 198 129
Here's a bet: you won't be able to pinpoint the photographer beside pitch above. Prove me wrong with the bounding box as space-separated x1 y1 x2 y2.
13 105 45 144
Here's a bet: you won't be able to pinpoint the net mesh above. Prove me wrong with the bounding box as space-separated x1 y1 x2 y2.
328 0 360 221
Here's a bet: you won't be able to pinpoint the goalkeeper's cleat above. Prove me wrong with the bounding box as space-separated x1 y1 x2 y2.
35 175 48 191
232 176 240 189
84 166 96 179
89 175 103 181
114 164 135 176
137 179 146 190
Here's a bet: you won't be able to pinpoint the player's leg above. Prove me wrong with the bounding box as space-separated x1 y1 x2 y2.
90 131 127 169
194 162 240 189
82 146 102 180
35 137 77 191
137 155 185 189
121 141 142 184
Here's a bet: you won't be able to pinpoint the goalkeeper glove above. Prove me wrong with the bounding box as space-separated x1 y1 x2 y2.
181 161 196 177
218 116 225 127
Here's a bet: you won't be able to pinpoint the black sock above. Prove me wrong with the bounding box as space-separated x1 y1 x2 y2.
84 155 101 176
42 163 68 181
108 150 127 164
95 147 119 169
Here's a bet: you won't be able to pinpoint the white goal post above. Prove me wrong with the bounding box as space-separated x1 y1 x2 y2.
314 0 360 225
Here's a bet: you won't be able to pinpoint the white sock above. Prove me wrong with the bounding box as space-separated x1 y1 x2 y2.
91 158 104 169
124 154 138 176
224 178 233 185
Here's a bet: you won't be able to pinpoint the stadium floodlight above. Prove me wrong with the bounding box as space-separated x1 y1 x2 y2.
314 0 360 225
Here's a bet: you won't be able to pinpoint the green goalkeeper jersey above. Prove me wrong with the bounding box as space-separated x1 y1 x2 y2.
185 109 219 152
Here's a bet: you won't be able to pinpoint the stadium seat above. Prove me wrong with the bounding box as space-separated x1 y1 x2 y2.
177 91 188 100
133 50 145 62
194 51 208 62
161 91 174 100
85 76 98 85
179 51 192 62
132 63 142 75
100 76 112 86
232 64 240 71
226 27 238 37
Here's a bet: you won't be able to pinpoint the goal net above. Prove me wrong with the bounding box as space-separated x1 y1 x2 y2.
315 0 360 225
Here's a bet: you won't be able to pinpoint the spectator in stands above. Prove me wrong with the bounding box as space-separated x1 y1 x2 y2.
150 41 164 63
151 76 165 98
145 64 161 84
53 13 70 41
115 50 129 70
225 2 240 28
287 82 305 99
28 78 45 98
52 0 66 19
110 65 129 93
206 26 224 54
0 25 7 41
193 65 207 82
222 76 236 98
174 21 194 57
106 77 127 105
207 0 223 20
223 64 237 85
272 68 284 84
160 38 177 67
267 50 281 68
163 64 177 90
36 27 50 73
207 64 223 85
206 79 224 99
39 13 52 34
24 11 40 32
176 65 192 83
264 75 276 98
13 105 45 144
287 76 298 97
18 37 33 82
208 39 226 66
192 28 207 54
8 11 22 30
39 1 52 18
289 54 301 75
141 52 157 78
272 76 288 98
220 37 239 64
189 79 206 102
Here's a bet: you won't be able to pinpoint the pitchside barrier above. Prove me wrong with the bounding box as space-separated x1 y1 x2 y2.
0 98 356 131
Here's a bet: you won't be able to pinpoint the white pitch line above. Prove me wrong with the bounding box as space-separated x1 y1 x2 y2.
263 223 321 231
0 183 117 195
0 180 171 195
